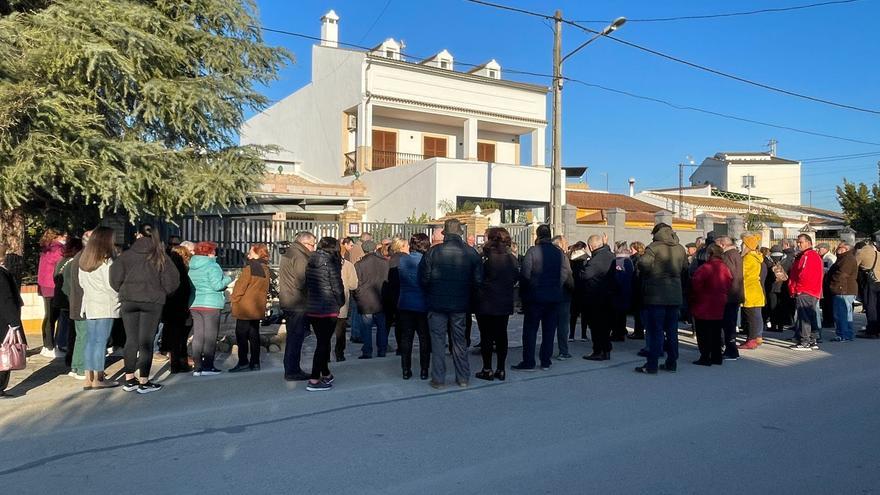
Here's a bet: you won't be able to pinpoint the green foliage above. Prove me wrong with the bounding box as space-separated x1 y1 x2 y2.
837 179 880 235
405 210 432 224
458 200 500 213
0 0 291 219
437 199 455 215
745 209 782 231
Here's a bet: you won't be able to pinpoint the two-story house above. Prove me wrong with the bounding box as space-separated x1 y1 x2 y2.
240 10 552 224
688 151 802 205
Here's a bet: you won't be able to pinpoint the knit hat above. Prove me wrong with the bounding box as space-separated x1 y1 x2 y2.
742 234 760 251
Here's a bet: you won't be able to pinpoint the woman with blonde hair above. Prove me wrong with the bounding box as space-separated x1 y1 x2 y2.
78 227 120 390
230 243 272 372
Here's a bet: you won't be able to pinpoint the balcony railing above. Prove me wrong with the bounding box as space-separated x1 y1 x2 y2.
372 150 431 170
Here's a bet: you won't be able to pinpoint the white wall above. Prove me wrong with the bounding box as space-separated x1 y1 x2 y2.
240 46 365 184
690 157 727 189
360 158 551 222
726 163 801 205
370 116 520 163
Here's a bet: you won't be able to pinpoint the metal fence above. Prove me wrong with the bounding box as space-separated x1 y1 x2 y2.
179 217 340 267
500 223 534 249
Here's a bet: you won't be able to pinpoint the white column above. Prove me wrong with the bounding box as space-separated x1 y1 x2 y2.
356 101 373 170
463 118 478 161
531 127 546 166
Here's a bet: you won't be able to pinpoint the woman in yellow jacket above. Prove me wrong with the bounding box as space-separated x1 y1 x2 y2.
740 234 767 349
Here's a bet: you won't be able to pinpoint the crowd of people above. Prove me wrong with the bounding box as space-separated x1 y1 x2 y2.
1 217 878 398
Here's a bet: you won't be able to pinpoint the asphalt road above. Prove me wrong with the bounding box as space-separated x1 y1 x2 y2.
1 323 879 494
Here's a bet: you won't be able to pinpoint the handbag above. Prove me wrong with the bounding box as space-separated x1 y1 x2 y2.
0 325 27 371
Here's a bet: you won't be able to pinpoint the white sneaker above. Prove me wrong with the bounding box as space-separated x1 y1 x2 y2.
40 347 56 358
68 371 86 380
53 348 67 358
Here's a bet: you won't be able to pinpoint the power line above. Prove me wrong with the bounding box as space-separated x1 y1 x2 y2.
564 78 880 146
574 0 862 23
461 0 880 116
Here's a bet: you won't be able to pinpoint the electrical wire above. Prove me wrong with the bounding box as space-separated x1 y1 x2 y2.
573 0 862 23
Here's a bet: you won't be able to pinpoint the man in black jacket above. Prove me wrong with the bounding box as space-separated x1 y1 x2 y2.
580 234 616 361
513 225 573 371
354 241 389 358
419 219 482 388
279 232 315 381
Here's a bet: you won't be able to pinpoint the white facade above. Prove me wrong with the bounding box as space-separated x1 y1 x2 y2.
240 10 550 222
689 152 801 205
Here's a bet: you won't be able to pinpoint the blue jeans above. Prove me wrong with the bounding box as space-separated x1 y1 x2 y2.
84 318 113 371
521 301 559 368
282 310 308 375
644 305 679 370
349 301 362 341
833 295 855 340
360 312 387 357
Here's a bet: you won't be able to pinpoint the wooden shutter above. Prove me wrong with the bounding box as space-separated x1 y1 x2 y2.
477 142 496 162
423 136 447 158
372 130 397 169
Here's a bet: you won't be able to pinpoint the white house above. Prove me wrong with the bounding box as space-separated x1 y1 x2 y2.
689 151 802 205
240 10 551 223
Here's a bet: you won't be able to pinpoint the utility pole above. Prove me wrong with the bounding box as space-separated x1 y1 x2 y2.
550 10 564 235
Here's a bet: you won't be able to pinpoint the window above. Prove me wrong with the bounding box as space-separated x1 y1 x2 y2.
385 49 394 58
372 130 397 169
488 70 496 78
440 60 449 69
423 136 447 158
477 142 496 163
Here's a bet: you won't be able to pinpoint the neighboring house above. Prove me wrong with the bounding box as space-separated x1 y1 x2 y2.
689 151 802 205
240 10 552 223
566 189 693 230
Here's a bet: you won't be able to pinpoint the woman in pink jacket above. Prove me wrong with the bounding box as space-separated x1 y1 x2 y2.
37 228 67 358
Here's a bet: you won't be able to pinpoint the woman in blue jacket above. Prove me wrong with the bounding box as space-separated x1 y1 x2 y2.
188 242 232 376
397 233 432 380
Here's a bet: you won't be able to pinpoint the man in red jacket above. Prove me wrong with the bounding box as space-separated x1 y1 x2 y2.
788 234 824 350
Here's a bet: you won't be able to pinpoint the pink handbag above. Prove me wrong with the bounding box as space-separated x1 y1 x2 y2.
0 325 27 371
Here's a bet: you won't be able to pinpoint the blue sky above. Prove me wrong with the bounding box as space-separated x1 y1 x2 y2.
250 0 880 210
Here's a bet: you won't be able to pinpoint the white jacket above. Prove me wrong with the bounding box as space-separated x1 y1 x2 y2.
79 261 120 319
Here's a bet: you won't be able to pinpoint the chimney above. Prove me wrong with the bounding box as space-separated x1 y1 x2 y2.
628 177 635 197
320 10 339 47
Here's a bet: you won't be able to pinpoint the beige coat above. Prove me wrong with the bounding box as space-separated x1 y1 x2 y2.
338 259 359 319
856 245 880 281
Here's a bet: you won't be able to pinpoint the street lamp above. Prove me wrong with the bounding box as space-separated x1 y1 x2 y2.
550 14 626 236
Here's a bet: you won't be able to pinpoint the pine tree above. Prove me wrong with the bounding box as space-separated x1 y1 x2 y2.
0 0 291 250
836 179 880 236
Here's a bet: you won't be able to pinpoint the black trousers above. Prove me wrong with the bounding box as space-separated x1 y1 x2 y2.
820 291 835 328
585 302 611 353
398 310 430 372
722 303 740 358
0 370 9 394
334 318 347 358
162 315 191 369
309 317 335 380
41 296 59 349
121 302 163 377
111 317 126 348
235 319 261 367
476 314 509 370
64 312 77 367
611 308 628 340
632 305 645 337
694 318 723 364
569 298 586 339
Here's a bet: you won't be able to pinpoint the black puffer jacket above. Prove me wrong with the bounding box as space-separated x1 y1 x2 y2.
109 237 179 305
354 252 388 314
162 251 192 323
578 244 615 303
306 249 345 315
418 234 482 313
475 251 520 316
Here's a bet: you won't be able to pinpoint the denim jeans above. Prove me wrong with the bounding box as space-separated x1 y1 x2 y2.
360 312 387 357
84 318 113 371
521 301 559 368
556 295 571 355
833 295 855 340
644 305 679 370
349 302 362 341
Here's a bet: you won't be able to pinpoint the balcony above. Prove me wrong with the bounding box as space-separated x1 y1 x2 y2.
345 150 432 175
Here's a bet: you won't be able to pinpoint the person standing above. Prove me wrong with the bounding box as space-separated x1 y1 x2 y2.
37 228 67 358
635 223 687 374
611 241 635 343
109 224 179 393
552 235 572 360
568 242 589 341
188 242 232 376
817 243 837 329
279 232 315 381
827 242 858 341
397 233 431 380
766 245 794 332
717 236 744 360
229 244 272 372
385 237 407 355
419 219 482 388
474 228 519 381
354 240 389 359
788 234 824 350
739 234 767 350
580 234 615 361
304 237 345 392
629 241 647 340
513 224 572 371
0 244 24 398
78 227 121 390
54 238 83 368
333 250 358 362
62 230 91 380
690 244 732 366
162 245 193 373
341 236 364 345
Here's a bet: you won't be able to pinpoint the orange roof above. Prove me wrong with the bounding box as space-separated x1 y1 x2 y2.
652 193 747 210
567 190 664 213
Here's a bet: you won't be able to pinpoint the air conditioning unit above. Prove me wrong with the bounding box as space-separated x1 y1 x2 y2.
347 114 357 130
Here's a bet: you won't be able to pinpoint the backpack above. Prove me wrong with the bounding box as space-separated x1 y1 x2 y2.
771 260 788 283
